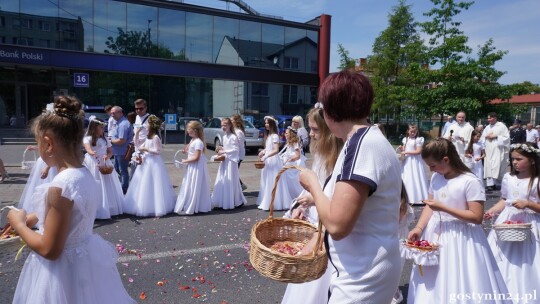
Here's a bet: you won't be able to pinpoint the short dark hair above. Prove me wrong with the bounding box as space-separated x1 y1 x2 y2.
104 105 113 112
318 70 373 122
134 99 147 107
488 112 497 119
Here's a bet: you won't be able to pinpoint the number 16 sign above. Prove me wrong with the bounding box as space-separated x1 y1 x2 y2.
73 73 90 88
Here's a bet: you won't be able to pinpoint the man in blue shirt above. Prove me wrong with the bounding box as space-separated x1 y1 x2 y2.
441 115 455 137
109 106 133 193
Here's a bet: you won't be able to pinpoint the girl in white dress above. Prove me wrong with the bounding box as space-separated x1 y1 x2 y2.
83 117 124 219
399 124 429 205
464 130 485 184
281 105 343 304
174 121 212 214
486 143 540 300
407 138 509 304
7 96 135 304
124 115 175 217
257 116 283 210
211 118 247 209
274 127 306 210
18 145 58 213
231 114 247 190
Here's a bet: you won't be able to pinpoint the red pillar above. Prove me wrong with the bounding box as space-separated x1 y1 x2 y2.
318 14 331 87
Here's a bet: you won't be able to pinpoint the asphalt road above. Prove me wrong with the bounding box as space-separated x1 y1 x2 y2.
0 143 502 304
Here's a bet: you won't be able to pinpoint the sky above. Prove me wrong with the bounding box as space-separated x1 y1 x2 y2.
187 0 540 86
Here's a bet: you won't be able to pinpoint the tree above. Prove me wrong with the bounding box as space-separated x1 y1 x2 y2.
369 0 426 134
104 27 184 60
337 43 356 70
505 81 540 96
408 0 508 134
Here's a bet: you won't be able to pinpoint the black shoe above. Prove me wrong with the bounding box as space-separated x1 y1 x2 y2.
486 186 494 191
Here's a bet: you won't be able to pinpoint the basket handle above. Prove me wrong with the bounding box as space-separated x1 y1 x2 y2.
268 165 304 218
23 147 36 162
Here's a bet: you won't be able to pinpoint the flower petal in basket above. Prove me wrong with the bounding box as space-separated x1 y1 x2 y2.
400 240 440 266
249 165 327 283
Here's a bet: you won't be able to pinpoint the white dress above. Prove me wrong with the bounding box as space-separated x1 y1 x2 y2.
401 136 429 204
12 168 135 304
407 172 509 304
487 174 540 301
123 136 175 217
323 126 402 303
273 142 306 210
174 138 212 214
282 154 332 304
211 133 246 209
257 134 284 210
18 157 58 213
82 136 124 219
471 142 485 183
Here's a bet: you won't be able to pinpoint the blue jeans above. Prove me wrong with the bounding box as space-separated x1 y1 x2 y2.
114 155 130 193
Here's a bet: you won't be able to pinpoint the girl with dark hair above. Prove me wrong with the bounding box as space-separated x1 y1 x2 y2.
83 117 124 219
257 116 282 210
407 138 508 303
123 115 175 217
7 96 135 303
486 143 540 298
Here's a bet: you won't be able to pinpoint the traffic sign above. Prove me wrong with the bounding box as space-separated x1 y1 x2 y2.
164 114 177 131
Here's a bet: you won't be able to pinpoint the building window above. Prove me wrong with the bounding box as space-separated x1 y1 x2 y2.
39 21 50 32
252 83 268 96
284 56 299 70
38 39 50 48
13 37 34 46
283 85 298 104
0 16 5 27
13 19 20 29
311 60 317 73
21 19 33 29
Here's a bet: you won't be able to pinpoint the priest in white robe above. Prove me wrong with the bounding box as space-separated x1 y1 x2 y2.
481 112 510 190
442 111 474 161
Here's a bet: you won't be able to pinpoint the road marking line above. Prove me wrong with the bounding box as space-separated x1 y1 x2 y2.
117 243 247 262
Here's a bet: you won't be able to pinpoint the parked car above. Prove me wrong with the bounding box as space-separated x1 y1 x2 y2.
83 105 109 129
177 117 200 132
258 115 294 147
203 117 264 153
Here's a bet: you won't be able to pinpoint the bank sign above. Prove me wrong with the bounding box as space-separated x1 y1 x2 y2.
0 47 46 63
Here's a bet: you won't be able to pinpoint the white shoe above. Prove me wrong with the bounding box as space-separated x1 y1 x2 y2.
391 290 403 304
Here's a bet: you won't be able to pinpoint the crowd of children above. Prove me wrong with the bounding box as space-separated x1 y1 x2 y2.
7 91 540 303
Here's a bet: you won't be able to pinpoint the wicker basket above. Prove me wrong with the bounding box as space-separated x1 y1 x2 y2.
250 165 328 283
213 154 225 162
396 147 404 162
98 166 114 175
492 223 532 242
21 147 37 170
254 160 265 169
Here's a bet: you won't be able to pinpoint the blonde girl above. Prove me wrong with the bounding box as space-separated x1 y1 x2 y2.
407 138 508 303
399 124 429 205
464 130 485 182
7 96 134 303
486 143 540 298
257 116 282 210
83 117 124 219
174 120 212 214
292 115 309 152
124 115 175 217
231 114 247 190
211 118 246 209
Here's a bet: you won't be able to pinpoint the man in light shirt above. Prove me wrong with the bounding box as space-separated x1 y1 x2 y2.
526 122 539 145
443 111 474 161
131 99 150 176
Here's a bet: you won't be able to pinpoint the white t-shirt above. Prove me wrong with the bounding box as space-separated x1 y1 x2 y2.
526 128 539 143
134 113 150 142
323 125 401 303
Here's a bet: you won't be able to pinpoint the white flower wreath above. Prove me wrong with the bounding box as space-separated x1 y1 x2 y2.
510 143 540 154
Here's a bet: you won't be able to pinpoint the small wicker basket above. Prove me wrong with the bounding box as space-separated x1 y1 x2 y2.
173 150 185 168
98 166 114 175
492 223 532 242
213 154 225 162
250 165 327 283
21 147 37 170
254 160 265 169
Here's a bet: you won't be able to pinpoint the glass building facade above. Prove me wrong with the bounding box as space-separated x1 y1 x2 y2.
0 0 328 127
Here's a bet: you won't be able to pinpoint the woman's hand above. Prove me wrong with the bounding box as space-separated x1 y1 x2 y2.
89 150 97 156
40 166 50 179
291 207 307 221
139 147 147 153
298 170 319 193
296 193 314 206
398 145 403 152
512 200 530 210
102 155 108 161
258 151 265 159
298 233 323 256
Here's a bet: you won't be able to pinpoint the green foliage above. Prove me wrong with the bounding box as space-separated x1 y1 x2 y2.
105 28 185 60
337 43 356 70
505 81 540 96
